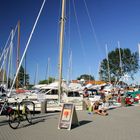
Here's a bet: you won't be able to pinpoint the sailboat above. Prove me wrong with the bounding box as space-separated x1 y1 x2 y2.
27 0 66 106
5 0 84 111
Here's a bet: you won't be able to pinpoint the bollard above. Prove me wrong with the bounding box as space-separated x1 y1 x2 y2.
82 100 87 110
40 99 47 113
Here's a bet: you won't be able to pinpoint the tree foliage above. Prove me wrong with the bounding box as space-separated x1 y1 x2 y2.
17 65 29 88
39 77 55 84
99 48 139 82
77 74 94 81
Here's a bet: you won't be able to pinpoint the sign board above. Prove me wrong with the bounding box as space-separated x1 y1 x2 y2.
58 103 79 130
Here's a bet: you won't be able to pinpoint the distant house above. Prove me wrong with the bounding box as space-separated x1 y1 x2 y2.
72 80 79 83
72 80 106 85
85 80 106 85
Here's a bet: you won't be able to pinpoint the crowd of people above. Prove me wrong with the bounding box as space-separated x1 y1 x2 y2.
82 86 139 116
83 87 109 116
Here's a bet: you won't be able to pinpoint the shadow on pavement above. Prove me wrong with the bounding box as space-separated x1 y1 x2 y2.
21 118 45 128
17 112 60 129
16 117 46 129
79 120 92 126
0 119 8 127
31 112 59 121
71 120 92 130
0 112 59 128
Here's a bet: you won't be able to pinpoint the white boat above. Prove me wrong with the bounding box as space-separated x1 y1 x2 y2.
27 81 68 100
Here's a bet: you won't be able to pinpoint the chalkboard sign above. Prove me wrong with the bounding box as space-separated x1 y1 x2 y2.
58 103 79 130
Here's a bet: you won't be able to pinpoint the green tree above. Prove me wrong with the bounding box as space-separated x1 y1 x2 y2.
99 48 139 82
39 80 48 84
39 77 55 84
77 74 94 81
17 65 29 88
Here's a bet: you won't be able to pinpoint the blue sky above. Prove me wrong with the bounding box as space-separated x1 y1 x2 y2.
0 0 140 84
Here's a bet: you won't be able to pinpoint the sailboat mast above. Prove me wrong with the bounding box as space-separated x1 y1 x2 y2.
58 0 66 103
34 64 38 85
105 44 111 83
67 49 72 84
118 41 123 77
46 57 50 84
24 53 26 87
7 29 14 88
16 20 20 89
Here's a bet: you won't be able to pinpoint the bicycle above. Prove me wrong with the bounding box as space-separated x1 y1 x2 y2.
0 95 13 116
8 98 35 129
0 95 35 129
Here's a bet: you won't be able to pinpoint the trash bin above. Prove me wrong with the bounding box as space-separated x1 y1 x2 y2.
41 99 47 113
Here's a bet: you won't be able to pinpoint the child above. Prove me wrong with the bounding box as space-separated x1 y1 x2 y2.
93 101 108 116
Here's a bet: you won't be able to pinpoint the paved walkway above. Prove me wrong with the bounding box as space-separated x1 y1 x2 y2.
0 105 140 140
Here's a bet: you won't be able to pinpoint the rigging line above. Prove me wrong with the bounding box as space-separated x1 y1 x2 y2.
45 57 50 82
105 44 111 82
64 0 71 53
118 41 123 75
67 0 72 83
68 0 71 51
98 61 101 80
68 0 73 82
9 38 13 87
34 64 39 85
70 51 73 82
0 32 11 63
2 48 9 85
64 0 71 84
0 47 10 72
72 0 87 63
64 0 71 51
67 48 72 84
0 24 18 63
83 0 102 59
7 30 14 87
0 25 17 83
56 0 63 80
8 0 46 97
57 0 62 45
